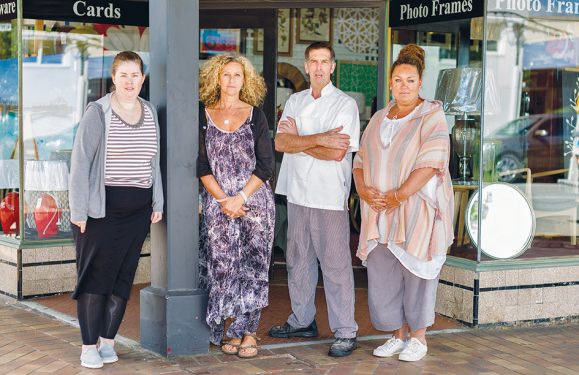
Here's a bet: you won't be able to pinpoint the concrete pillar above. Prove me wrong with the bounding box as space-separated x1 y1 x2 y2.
140 0 209 356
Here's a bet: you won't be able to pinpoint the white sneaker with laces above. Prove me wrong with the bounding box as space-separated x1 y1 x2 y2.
398 337 427 362
80 346 103 369
373 336 407 357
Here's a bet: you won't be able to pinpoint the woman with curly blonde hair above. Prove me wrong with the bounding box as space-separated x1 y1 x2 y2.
197 53 274 359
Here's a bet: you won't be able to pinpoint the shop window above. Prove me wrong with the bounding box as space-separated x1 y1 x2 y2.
0 19 19 238
0 12 149 243
482 7 579 261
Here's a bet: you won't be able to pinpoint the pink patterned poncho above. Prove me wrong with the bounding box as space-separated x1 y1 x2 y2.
354 99 454 263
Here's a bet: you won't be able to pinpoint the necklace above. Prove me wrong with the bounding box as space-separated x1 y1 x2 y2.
219 106 241 126
390 101 421 120
112 93 144 128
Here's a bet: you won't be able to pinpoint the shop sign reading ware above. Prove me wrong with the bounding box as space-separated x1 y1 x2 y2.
0 0 17 21
24 0 147 26
390 0 484 27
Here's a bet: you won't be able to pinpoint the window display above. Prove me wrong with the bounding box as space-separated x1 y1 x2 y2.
0 3 149 242
483 2 579 259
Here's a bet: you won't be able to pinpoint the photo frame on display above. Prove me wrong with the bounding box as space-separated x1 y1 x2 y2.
200 28 241 56
297 8 332 43
254 9 293 56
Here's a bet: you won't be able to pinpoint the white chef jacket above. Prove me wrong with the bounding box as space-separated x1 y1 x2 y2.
275 82 360 211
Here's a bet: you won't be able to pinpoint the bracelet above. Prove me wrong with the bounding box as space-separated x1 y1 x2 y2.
238 190 248 203
216 196 228 203
394 190 403 204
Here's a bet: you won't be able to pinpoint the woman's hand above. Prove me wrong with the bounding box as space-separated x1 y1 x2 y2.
72 221 87 233
375 189 406 213
220 195 248 219
151 212 163 223
358 185 387 212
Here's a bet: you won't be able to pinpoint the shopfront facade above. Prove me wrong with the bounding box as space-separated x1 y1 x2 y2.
389 0 579 327
0 0 578 355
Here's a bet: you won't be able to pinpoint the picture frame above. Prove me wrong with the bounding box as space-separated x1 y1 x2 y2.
254 9 293 56
297 8 332 44
200 28 241 55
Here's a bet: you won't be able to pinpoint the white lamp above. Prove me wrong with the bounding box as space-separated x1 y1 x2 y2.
435 68 498 184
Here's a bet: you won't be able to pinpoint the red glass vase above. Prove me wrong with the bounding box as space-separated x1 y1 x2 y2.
0 192 19 234
33 193 60 238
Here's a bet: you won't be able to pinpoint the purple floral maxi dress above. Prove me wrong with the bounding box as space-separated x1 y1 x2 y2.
199 113 275 345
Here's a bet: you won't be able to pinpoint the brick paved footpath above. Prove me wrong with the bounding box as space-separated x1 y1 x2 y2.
0 298 578 374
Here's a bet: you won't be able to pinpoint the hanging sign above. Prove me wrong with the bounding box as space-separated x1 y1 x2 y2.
491 0 579 16
0 0 17 21
23 0 148 26
390 0 484 27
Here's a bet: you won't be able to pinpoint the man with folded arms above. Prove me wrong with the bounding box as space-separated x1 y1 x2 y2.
269 41 360 357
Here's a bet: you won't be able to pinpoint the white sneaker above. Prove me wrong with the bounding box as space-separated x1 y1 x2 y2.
80 346 103 369
98 342 119 364
373 336 407 357
398 337 427 362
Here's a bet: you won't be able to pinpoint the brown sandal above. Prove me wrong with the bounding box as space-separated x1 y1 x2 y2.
221 338 241 355
238 333 260 359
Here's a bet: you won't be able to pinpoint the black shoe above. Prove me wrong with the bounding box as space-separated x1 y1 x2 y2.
328 337 357 357
268 320 319 338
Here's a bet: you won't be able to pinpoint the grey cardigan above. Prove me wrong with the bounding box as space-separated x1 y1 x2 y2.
69 93 164 222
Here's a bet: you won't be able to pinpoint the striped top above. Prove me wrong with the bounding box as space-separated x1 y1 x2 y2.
354 99 454 263
105 101 158 188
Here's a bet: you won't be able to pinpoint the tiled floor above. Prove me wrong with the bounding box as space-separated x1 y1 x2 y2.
1 297 578 374
33 282 464 345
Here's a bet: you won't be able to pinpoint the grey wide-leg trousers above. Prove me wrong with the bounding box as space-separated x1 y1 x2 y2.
367 244 439 332
285 203 358 339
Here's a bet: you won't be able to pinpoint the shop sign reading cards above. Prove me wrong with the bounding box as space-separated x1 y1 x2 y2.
0 0 17 21
390 0 484 27
23 0 147 26
492 0 579 16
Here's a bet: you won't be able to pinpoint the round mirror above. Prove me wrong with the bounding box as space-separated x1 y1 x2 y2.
466 183 535 259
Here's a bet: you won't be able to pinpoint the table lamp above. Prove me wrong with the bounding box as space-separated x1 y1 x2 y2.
434 67 498 185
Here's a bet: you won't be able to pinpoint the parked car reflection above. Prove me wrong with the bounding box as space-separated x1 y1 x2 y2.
490 114 565 183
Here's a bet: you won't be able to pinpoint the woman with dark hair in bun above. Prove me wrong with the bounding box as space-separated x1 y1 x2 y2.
353 44 453 362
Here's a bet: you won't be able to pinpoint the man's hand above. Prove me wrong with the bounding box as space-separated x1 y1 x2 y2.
316 126 350 150
277 117 299 135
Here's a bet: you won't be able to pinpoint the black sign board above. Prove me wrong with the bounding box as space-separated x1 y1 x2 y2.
0 0 17 21
390 0 484 27
23 0 148 26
